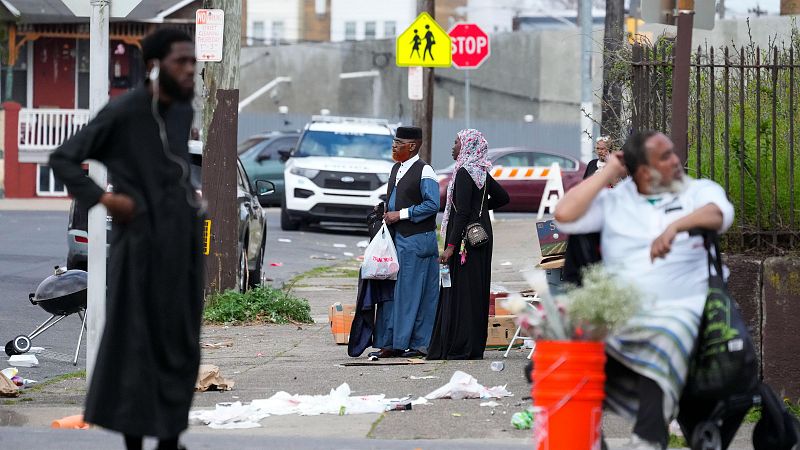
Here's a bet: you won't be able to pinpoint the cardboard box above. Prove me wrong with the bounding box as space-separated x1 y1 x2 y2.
486 315 521 349
329 303 356 345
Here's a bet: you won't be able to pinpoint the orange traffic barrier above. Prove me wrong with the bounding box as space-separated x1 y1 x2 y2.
532 341 606 450
51 414 89 429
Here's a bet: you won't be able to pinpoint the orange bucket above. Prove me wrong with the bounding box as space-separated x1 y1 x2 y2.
531 341 606 450
51 414 89 429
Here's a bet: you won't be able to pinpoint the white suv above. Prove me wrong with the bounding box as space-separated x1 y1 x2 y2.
281 116 395 230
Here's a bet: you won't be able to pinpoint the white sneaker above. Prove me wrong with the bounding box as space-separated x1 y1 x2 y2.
624 434 663 450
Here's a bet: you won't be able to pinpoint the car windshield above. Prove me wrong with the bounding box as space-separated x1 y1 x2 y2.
237 137 269 156
294 130 393 161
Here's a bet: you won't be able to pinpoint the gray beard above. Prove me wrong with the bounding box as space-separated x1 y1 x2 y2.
648 168 688 194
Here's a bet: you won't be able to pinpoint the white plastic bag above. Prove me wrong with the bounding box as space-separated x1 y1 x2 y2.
361 223 399 280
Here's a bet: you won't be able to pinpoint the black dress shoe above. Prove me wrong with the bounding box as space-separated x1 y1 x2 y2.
368 349 402 358
401 349 426 358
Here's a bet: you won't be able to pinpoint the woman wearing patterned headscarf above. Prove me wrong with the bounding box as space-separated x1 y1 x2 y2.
427 129 509 360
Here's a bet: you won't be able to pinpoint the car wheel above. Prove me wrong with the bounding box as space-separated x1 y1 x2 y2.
281 204 300 231
237 242 249 293
249 233 265 289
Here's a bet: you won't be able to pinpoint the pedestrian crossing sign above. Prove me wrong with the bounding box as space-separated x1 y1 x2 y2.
396 12 452 68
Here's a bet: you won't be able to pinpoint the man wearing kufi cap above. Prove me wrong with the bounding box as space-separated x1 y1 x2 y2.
370 126 441 358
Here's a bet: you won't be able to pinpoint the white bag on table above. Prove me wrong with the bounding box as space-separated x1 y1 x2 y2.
361 223 399 280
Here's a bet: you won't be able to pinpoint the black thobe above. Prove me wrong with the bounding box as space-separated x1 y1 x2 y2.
427 168 509 360
584 158 601 178
49 88 203 438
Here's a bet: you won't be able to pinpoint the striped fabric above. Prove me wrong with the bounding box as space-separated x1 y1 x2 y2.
604 295 705 423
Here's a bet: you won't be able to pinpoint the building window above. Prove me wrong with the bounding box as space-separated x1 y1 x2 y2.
365 21 376 40
252 21 265 45
344 21 357 41
272 21 285 45
37 164 67 197
384 21 396 38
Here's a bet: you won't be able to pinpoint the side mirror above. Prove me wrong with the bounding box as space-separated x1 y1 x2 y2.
256 180 276 197
278 149 293 162
257 152 271 163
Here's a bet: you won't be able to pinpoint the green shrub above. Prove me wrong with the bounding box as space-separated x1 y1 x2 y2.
204 286 313 325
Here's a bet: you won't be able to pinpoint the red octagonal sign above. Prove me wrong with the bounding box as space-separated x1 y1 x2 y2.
449 23 490 69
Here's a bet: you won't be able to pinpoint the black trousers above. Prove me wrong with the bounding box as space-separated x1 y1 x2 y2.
606 357 669 449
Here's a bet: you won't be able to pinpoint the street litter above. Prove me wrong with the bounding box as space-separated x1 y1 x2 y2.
409 375 438 380
425 371 513 400
333 244 347 248
452 413 463 417
201 340 234 349
190 383 426 429
7 354 38 368
490 361 505 371
195 364 234 392
278 238 292 243
511 409 534 430
30 347 45 354
480 401 501 408
0 371 18 398
343 252 355 257
52 415 90 429
1 368 17 379
501 261 513 266
356 240 369 249
270 262 284 267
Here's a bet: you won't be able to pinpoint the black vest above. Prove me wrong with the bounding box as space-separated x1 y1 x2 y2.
387 159 438 237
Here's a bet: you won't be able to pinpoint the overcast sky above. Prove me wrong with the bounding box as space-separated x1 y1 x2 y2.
721 0 779 15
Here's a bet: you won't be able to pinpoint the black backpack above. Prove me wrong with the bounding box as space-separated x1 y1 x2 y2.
753 383 800 450
686 231 759 398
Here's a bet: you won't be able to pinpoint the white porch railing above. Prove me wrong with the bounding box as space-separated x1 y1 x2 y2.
19 108 91 151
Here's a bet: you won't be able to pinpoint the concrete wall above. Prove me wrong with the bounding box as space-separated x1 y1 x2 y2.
639 16 799 49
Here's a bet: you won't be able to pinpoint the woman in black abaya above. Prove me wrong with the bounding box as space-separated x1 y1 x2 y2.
427 129 509 360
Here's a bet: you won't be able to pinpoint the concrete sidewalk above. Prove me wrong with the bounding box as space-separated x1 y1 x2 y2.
0 198 72 211
0 218 754 449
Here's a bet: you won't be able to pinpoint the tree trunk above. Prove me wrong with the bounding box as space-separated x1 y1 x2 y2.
201 0 242 294
601 0 625 141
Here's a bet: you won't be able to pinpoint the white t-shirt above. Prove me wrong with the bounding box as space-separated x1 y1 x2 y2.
556 178 734 305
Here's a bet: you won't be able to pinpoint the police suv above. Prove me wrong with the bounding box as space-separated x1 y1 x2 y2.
280 116 395 230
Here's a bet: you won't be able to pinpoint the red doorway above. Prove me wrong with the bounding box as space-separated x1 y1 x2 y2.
33 38 76 109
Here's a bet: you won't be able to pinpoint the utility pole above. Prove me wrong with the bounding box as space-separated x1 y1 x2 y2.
579 0 593 163
201 0 242 293
86 0 110 382
414 0 434 163
601 0 624 140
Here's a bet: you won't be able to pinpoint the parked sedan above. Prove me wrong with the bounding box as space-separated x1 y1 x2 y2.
437 148 586 213
238 131 300 207
67 143 275 292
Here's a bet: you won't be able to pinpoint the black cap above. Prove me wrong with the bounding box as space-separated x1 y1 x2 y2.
395 126 423 140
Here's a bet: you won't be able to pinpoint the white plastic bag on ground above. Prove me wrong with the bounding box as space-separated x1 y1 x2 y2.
425 371 513 400
361 223 399 280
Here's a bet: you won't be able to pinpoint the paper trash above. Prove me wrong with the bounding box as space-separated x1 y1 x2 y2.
195 364 234 392
8 355 38 368
190 383 424 430
425 371 513 400
0 371 19 398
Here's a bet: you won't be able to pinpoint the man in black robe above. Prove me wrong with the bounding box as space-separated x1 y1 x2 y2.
49 29 202 450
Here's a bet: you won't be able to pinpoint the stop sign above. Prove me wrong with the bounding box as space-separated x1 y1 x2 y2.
449 23 490 69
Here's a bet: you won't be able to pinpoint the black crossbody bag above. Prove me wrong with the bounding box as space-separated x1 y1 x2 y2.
454 183 489 248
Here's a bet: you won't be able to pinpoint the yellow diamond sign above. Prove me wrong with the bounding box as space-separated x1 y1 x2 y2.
396 12 452 68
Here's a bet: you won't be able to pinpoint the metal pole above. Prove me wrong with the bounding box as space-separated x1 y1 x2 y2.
413 0 435 163
465 70 470 129
579 0 593 163
87 0 110 381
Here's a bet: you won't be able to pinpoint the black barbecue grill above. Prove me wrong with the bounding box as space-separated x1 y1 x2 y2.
4 266 88 365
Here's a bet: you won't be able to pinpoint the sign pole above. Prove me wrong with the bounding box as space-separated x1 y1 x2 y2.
465 70 470 130
86 0 110 382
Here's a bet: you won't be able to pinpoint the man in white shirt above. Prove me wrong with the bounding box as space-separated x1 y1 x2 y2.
555 131 734 450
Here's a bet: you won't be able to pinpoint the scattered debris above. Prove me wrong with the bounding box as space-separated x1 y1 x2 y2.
501 261 513 266
490 361 505 372
195 364 234 392
201 340 234 349
190 383 418 429
7 354 38 368
425 371 513 400
511 409 534 430
343 252 355 257
408 375 438 380
51 415 89 429
0 372 19 398
256 353 264 357
480 401 501 408
356 240 369 248
311 255 338 261
278 238 292 243
269 262 284 267
333 244 347 248
452 413 463 417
